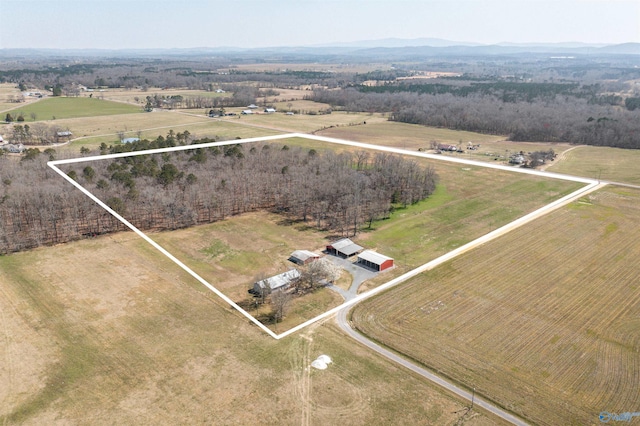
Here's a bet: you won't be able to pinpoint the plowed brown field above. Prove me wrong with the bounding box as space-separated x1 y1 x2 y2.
352 186 640 426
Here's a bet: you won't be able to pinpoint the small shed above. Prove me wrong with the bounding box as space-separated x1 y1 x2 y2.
253 269 301 297
289 250 320 265
56 131 73 142
264 107 276 113
357 250 394 272
326 238 364 258
241 109 253 115
122 137 140 144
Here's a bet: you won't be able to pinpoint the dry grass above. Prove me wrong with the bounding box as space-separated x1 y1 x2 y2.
317 121 577 166
0 83 43 116
546 145 640 185
351 186 640 426
0 231 504 425
318 120 505 150
91 87 227 105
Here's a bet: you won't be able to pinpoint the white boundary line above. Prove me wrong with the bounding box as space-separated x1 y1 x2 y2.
48 133 600 340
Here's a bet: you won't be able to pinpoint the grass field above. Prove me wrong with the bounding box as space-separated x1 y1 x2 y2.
8 97 142 122
148 212 344 332
0 83 39 113
3 87 636 424
0 232 503 425
351 185 640 426
85 138 580 333
317 121 577 166
546 145 640 185
318 120 505 150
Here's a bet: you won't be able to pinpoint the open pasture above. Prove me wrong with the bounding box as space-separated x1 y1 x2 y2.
76 135 581 333
0 230 502 425
546 145 640 185
351 185 640 426
9 97 142 122
148 211 344 331
224 110 387 134
0 83 39 113
97 87 228 105
317 121 576 166
318 120 505 150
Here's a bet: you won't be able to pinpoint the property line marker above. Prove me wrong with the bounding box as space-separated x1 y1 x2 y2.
48 133 601 339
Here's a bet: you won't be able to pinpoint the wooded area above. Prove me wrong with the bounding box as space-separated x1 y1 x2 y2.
0 138 437 254
311 81 640 148
3 53 639 148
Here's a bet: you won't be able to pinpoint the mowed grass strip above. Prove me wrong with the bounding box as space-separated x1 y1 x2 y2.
0 231 504 425
11 97 142 122
351 186 640 426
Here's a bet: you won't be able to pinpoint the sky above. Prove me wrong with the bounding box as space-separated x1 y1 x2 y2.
1 0 638 50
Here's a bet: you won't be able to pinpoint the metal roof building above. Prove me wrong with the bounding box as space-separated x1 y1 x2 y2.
357 250 394 272
289 250 320 265
253 269 301 296
326 238 364 258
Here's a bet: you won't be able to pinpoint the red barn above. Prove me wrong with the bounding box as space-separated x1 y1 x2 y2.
357 250 394 272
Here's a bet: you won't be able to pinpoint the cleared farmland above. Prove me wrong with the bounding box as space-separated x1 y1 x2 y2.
0 231 503 425
546 145 640 185
10 97 142 122
351 185 640 426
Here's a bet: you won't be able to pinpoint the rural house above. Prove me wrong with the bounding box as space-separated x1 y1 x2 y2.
253 269 301 297
289 250 320 265
357 250 394 272
326 238 364 258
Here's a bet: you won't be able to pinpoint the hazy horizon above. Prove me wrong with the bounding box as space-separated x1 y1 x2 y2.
1 0 638 50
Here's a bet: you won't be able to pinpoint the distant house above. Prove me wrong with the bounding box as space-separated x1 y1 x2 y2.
326 238 364 258
122 137 140 144
253 269 301 297
3 143 25 153
286 111 295 116
289 250 320 265
438 144 458 152
56 131 73 143
264 107 276 113
241 110 253 115
247 104 258 109
357 250 394 272
215 89 225 93
509 154 525 165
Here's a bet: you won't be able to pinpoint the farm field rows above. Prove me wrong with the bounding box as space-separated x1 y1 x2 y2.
351 185 640 426
0 231 503 425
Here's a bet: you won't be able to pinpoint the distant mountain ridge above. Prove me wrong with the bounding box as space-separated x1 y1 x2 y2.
1 38 638 58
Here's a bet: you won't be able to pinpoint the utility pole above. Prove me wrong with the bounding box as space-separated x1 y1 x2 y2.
470 387 475 410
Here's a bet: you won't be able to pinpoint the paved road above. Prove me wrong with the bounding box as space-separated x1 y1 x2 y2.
332 181 608 426
337 308 530 426
325 255 378 301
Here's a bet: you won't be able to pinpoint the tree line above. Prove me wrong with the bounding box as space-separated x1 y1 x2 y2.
310 85 640 149
0 136 437 254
